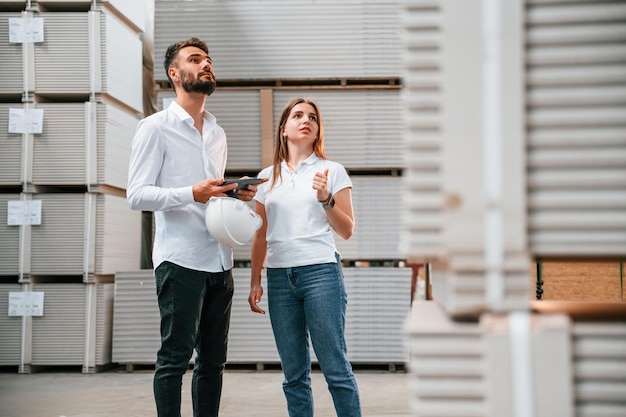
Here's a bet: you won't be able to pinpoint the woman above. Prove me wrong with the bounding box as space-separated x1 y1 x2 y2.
248 97 361 417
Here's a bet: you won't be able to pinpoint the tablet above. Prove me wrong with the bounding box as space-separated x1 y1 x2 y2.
221 177 264 190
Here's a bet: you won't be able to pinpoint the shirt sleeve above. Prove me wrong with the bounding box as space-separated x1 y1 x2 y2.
253 167 272 205
126 118 195 212
329 162 353 195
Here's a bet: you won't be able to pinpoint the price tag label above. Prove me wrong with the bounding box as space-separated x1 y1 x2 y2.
7 200 42 226
9 17 44 43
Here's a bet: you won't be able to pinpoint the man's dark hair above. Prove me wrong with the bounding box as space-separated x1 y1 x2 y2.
163 37 209 88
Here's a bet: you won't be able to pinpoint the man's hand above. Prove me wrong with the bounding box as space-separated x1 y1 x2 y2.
192 178 238 203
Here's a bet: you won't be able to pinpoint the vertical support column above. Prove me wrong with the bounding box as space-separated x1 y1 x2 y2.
83 192 97 282
88 10 102 101
482 0 505 310
85 102 98 189
83 283 96 373
18 193 32 282
19 284 33 374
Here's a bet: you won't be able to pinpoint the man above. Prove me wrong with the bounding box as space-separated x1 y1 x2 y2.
127 37 259 417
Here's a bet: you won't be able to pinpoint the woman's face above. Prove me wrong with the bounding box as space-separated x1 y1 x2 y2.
282 102 319 147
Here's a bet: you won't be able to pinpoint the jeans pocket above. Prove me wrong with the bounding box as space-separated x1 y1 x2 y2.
154 261 170 295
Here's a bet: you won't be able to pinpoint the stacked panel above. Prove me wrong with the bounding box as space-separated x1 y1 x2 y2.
0 103 23 186
29 11 142 113
334 176 405 261
273 90 404 171
154 0 401 81
111 270 160 365
405 302 578 416
401 1 626 416
17 283 114 373
0 102 139 190
23 193 140 277
228 269 280 364
0 284 23 366
112 268 411 366
35 1 147 32
0 1 148 373
343 268 412 364
0 12 23 97
405 301 486 416
526 0 626 257
400 0 530 317
573 322 626 416
0 194 21 276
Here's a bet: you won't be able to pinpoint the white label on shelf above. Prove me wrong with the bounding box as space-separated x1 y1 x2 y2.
9 17 44 43
8 108 44 134
7 200 42 226
8 292 45 317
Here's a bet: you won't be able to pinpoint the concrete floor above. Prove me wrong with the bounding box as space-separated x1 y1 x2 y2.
0 367 411 417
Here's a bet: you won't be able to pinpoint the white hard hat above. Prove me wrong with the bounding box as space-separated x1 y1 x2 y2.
205 197 262 247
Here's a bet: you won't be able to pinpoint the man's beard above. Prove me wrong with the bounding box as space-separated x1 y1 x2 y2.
180 70 216 95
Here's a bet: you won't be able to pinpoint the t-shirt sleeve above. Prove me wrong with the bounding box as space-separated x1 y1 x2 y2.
329 162 352 195
254 167 272 205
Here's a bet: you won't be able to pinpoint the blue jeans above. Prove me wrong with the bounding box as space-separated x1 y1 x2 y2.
267 256 362 417
153 261 234 417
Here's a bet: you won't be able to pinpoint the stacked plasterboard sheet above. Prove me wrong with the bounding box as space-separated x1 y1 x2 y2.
429 258 532 317
36 0 147 32
0 1 146 373
232 240 254 263
25 102 138 189
481 312 574 417
398 0 444 261
112 268 280 365
0 284 23 366
89 282 114 372
0 194 21 276
334 176 404 261
228 268 279 363
0 103 23 186
231 267 412 365
26 193 140 277
157 89 263 172
29 11 142 113
343 267 411 363
400 0 530 318
406 302 576 416
154 0 401 81
112 267 411 365
29 283 86 366
111 270 160 364
26 283 113 371
525 1 626 258
573 322 626 417
0 12 22 96
274 90 404 170
404 301 486 416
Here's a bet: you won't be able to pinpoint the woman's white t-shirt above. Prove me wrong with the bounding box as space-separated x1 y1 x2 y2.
254 153 352 268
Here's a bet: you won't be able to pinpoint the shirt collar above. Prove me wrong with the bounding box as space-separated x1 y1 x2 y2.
168 100 216 128
281 153 320 171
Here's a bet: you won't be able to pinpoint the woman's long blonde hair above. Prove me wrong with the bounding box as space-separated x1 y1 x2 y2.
269 97 327 189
